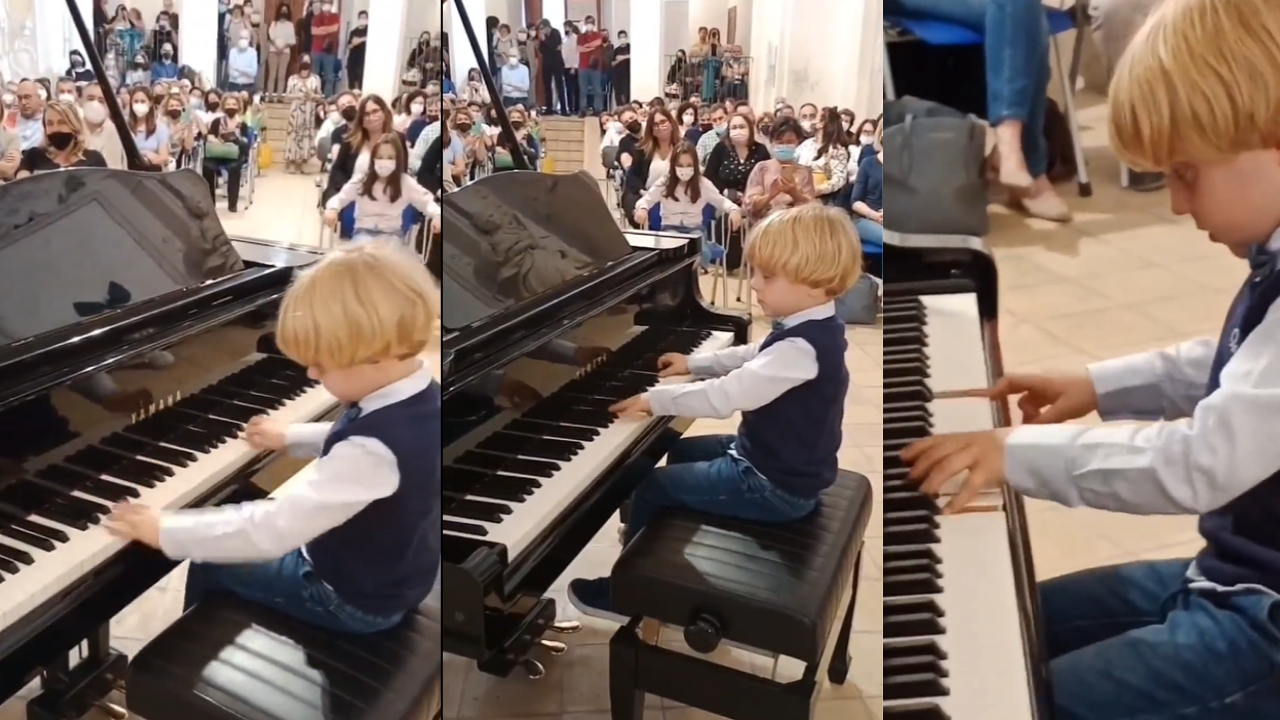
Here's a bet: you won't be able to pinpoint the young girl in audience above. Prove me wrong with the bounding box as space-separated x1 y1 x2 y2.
634 144 742 266
324 132 441 243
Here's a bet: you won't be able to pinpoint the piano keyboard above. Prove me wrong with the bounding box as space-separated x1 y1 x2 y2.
0 353 337 629
881 293 1035 720
442 327 736 561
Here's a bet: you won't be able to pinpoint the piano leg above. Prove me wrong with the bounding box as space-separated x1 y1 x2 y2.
826 548 862 685
26 623 128 720
609 621 647 720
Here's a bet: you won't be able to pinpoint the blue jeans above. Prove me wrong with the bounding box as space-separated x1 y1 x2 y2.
854 217 883 249
578 68 603 113
884 0 1051 177
312 51 338 97
624 435 818 545
184 549 405 634
1042 559 1280 719
660 224 720 267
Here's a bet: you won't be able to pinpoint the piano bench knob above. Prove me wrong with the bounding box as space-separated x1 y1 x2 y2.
684 614 723 654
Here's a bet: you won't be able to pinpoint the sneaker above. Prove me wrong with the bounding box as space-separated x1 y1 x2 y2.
567 577 628 624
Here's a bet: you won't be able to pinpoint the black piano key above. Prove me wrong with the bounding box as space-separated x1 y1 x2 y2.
884 673 949 701
453 451 560 479
34 466 137 503
883 702 951 720
884 421 931 441
202 385 285 410
884 511 939 529
7 517 69 544
504 419 598 442
884 523 941 546
524 405 615 428
0 542 35 565
443 519 489 537
884 492 940 515
99 433 194 468
883 612 946 638
885 655 949 679
475 432 581 462
68 446 174 481
442 468 540 501
884 385 932 407
885 573 944 597
125 424 220 454
884 596 945 617
884 638 948 662
170 409 243 438
442 497 512 523
54 493 110 519
0 525 55 553
0 554 19 574
884 559 942 579
177 394 262 423
0 481 94 529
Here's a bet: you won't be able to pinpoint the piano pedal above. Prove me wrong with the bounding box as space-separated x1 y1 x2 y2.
520 657 547 680
94 700 129 720
549 620 582 634
538 639 568 655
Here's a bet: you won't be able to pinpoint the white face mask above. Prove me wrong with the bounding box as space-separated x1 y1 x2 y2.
250 12 261 23
57 93 75 104
729 128 748 142
373 159 396 177
584 24 595 32
507 56 519 66
410 102 425 116
238 38 250 49
675 167 695 182
36 88 48 101
82 100 107 125
800 119 814 132
132 102 150 117
682 114 694 125
860 133 875 145
842 121 851 131
321 4 332 12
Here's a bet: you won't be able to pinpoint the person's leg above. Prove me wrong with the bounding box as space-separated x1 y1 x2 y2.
183 551 404 633
854 217 884 249
225 161 242 211
1051 588 1280 720
201 164 218 201
1038 559 1192 658
576 68 590 116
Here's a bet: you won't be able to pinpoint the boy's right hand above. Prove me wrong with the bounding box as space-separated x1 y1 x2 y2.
243 416 288 451
978 373 1098 424
657 353 690 377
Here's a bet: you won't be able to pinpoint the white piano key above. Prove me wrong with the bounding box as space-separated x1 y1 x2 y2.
0 355 340 628
920 294 990 393
442 330 738 560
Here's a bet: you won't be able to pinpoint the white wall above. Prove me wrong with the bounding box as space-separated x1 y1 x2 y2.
660 0 687 67
730 0 751 53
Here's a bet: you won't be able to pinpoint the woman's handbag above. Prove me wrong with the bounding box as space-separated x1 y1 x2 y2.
205 138 241 162
882 98 989 237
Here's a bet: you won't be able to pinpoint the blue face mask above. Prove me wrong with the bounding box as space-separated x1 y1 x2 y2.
773 145 797 163
715 125 727 137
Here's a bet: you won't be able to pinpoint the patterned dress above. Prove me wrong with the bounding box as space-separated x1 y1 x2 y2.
283 73 320 164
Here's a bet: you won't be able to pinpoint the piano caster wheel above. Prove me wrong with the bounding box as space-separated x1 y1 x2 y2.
95 700 129 720
550 620 582 635
521 658 547 680
539 639 568 656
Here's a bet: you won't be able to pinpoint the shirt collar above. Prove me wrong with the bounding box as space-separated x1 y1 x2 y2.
356 360 434 415
778 301 835 328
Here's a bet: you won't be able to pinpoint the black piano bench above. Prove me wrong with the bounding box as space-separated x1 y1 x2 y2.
608 469 872 720
124 596 442 720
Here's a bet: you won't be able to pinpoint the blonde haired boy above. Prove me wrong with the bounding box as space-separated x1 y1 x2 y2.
569 205 861 619
901 0 1280 715
107 242 441 634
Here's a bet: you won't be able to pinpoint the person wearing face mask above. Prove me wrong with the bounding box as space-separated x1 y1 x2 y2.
613 108 643 174
324 133 440 243
677 102 700 145
66 50 96 83
796 107 851 205
201 94 250 212
227 32 260 93
316 92 357 175
499 50 530 109
704 110 771 200
161 95 195 167
796 103 819 138
15 101 107 178
266 4 297 97
283 55 322 173
125 52 151 87
493 24 517 74
128 88 171 169
621 106 679 227
560 21 581 115
847 122 883 261
403 91 429 147
838 109 856 137
77 83 125 170
693 105 730 167
611 31 631 106
574 16 605 117
462 68 490 106
152 12 179 66
535 20 568 116
310 2 342 97
152 42 180 81
53 78 78 107
634 145 743 263
345 11 369 91
323 95 405 221
744 117 817 219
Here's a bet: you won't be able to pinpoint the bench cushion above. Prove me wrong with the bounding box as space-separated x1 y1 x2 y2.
127 596 442 720
611 469 872 664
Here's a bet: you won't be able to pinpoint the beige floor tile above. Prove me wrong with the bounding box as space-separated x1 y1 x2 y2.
1034 306 1184 356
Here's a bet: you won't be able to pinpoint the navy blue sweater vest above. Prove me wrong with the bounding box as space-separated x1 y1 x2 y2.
735 316 848 497
306 383 441 616
1196 250 1280 591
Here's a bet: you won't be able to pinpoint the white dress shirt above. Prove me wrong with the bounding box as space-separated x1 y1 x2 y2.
644 302 834 419
635 176 740 229
159 362 435 563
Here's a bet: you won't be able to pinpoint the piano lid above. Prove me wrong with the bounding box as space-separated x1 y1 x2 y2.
0 169 245 352
440 170 634 331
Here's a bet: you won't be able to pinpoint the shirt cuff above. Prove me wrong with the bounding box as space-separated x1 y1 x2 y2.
686 354 719 377
1003 424 1085 506
158 511 207 560
1087 353 1162 421
644 389 676 417
285 422 331 457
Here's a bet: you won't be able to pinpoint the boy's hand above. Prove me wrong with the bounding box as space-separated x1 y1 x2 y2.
609 394 652 418
901 429 1011 514
656 353 690 377
978 373 1098 424
243 416 288 451
105 503 162 549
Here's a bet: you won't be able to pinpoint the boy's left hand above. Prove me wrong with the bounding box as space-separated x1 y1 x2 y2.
609 394 652 418
105 503 162 549
900 428 1011 514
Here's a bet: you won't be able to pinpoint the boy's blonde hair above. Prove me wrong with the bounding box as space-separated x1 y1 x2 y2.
277 242 439 369
745 205 862 297
1109 0 1280 171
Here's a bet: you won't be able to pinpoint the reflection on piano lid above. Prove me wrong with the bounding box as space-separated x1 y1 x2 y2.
884 230 999 322
440 171 635 331
0 169 244 349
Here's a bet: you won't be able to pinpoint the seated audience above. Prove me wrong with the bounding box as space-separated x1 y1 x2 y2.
744 117 817 218
16 100 108 177
201 93 250 213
